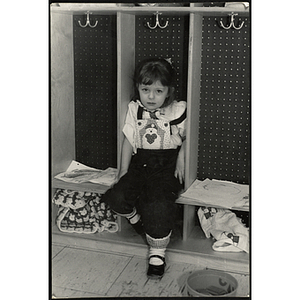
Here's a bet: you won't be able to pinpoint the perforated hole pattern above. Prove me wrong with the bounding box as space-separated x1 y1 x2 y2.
135 15 189 100
198 16 250 184
71 14 250 185
73 15 117 169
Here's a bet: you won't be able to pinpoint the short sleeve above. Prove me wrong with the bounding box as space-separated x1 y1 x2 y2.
172 101 187 138
122 101 138 152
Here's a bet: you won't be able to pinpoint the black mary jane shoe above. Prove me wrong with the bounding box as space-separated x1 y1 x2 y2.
147 255 166 279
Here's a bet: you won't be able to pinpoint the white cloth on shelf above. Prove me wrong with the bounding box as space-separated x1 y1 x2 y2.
181 178 249 209
197 207 249 253
54 160 117 185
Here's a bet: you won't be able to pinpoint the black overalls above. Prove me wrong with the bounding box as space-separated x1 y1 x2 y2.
103 104 186 238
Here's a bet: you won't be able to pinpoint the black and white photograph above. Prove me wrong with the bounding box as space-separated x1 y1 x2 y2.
4 0 300 299
50 1 251 298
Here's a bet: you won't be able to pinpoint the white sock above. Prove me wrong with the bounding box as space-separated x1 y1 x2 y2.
128 213 140 225
149 248 166 265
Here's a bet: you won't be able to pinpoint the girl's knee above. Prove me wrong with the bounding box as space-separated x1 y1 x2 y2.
103 188 124 211
103 183 137 215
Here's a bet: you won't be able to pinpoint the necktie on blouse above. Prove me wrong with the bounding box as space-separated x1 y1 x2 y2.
137 103 160 120
148 110 159 119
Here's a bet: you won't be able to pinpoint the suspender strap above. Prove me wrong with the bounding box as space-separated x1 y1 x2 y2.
170 108 187 126
137 105 144 119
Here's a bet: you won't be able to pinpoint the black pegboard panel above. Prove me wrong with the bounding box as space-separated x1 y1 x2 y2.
135 14 189 101
198 16 250 184
73 15 117 169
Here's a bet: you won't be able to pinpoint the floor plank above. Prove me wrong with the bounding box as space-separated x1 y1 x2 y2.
52 245 250 297
52 244 65 259
230 273 250 297
52 286 105 298
106 256 203 297
52 247 131 297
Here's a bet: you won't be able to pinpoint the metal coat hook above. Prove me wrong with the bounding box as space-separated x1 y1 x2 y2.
78 11 98 28
147 12 169 30
219 12 244 30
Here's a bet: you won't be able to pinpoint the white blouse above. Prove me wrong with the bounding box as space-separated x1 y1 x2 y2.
123 100 187 153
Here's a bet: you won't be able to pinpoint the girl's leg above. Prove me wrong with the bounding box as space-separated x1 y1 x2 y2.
116 207 144 235
141 196 176 278
146 231 172 279
102 173 144 234
139 173 180 237
139 174 181 278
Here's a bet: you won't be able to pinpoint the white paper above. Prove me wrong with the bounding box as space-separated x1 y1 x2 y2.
225 2 249 9
181 178 249 209
54 160 117 186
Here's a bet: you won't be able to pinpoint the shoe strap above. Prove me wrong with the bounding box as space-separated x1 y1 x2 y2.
149 255 165 263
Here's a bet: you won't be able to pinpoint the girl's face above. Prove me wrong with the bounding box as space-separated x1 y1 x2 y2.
138 80 169 111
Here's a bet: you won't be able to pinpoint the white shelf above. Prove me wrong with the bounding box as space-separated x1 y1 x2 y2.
50 3 250 16
176 196 249 212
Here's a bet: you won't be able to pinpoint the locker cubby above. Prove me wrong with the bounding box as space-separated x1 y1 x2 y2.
198 15 250 184
73 14 118 170
51 3 250 275
135 14 189 101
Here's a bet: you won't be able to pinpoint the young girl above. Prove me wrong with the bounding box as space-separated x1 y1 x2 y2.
103 58 187 279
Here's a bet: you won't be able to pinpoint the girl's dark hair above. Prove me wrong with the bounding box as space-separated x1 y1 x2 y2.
132 58 176 107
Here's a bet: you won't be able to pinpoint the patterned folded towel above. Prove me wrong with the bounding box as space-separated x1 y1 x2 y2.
52 189 118 234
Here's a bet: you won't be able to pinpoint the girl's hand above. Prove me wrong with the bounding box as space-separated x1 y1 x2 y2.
175 139 186 185
175 154 185 185
115 137 132 183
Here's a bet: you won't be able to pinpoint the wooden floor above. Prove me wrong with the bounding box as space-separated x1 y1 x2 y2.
52 243 250 298
51 221 250 298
